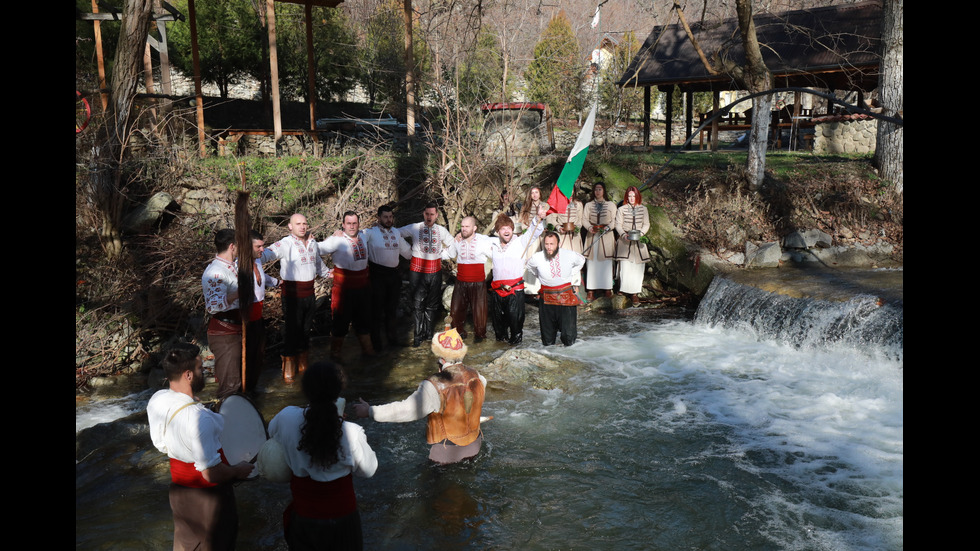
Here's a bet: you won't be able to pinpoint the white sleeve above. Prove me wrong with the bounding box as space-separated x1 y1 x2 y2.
369 381 441 423
343 421 378 478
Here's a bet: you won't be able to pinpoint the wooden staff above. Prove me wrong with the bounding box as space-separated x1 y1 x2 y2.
234 172 255 394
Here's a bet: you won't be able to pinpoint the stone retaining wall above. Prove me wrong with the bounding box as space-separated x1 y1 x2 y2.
812 115 876 155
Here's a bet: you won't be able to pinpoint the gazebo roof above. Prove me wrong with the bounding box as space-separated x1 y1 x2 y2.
617 0 883 92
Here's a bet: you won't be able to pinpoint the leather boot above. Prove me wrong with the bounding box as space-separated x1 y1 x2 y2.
298 350 309 375
282 355 297 384
330 337 344 360
587 291 595 301
358 334 376 357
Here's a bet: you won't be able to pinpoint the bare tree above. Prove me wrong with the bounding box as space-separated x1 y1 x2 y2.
87 0 154 259
873 0 902 194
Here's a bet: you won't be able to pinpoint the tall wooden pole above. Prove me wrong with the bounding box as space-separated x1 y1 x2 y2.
267 0 282 142
187 0 207 157
305 1 316 132
403 0 415 137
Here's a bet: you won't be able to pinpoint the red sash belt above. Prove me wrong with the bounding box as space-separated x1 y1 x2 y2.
410 256 442 274
457 263 485 283
208 316 242 336
249 301 263 322
282 280 315 298
169 449 229 488
331 267 369 311
491 277 524 297
288 474 357 519
540 283 582 306
332 267 369 289
591 224 608 232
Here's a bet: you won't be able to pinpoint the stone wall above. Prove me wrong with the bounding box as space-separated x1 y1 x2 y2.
812 114 876 155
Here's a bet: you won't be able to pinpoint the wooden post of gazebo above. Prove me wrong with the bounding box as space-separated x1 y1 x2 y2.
187 0 207 157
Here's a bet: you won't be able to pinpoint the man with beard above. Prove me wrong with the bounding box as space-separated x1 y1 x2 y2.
319 211 376 358
244 230 279 395
147 343 254 550
202 229 245 400
446 216 492 342
362 205 411 351
487 204 548 345
525 231 585 346
398 202 455 347
261 213 331 383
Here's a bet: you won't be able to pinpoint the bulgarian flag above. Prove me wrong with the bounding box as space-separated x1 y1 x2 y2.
547 102 597 214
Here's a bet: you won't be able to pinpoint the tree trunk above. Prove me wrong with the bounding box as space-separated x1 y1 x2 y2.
736 0 773 190
874 0 903 194
403 0 415 137
91 0 153 260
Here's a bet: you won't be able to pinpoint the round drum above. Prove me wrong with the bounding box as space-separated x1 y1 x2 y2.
215 394 268 468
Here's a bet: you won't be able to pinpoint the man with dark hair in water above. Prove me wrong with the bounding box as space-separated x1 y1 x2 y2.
486 205 547 345
202 228 244 399
147 343 254 550
319 211 376 358
398 202 454 347
526 231 585 346
362 204 411 351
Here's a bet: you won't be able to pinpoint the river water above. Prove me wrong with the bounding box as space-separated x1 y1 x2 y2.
75 267 902 551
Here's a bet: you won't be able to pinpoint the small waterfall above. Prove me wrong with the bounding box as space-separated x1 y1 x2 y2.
694 271 903 352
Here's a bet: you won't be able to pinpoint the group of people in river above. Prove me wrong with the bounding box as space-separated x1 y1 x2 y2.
147 182 653 550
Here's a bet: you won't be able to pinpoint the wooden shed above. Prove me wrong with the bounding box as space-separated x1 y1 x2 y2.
617 0 883 150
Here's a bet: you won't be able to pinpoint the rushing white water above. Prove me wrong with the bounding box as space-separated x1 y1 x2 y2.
519 320 903 550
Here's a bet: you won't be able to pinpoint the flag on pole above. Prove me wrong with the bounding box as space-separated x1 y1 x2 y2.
548 102 597 214
590 7 601 29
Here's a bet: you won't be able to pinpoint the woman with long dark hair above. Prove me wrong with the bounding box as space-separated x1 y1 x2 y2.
515 186 548 297
268 362 377 550
582 182 617 300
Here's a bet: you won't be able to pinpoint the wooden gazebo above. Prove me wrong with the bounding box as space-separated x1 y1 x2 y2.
616 0 883 150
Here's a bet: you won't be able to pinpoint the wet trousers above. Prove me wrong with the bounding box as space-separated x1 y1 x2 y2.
449 280 488 339
408 270 442 345
489 289 525 345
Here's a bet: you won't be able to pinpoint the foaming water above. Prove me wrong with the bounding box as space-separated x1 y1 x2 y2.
528 322 903 550
695 269 903 353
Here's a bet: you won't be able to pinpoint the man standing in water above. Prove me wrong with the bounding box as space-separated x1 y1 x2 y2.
398 202 454 347
487 206 547 345
525 231 585 346
362 205 411 351
261 213 330 382
202 228 244 399
354 326 487 464
147 343 254 550
244 230 279 395
319 211 375 358
446 216 492 342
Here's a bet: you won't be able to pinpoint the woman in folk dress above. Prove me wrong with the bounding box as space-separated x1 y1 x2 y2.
614 186 651 306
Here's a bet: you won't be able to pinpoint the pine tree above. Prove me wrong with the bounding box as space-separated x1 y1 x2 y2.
524 12 581 120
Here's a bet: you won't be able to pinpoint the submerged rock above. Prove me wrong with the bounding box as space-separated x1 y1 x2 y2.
481 349 589 391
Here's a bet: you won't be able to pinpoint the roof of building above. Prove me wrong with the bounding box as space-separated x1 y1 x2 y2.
617 1 883 92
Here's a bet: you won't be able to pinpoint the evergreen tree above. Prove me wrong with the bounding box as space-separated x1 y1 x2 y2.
454 26 507 106
274 4 360 102
167 0 264 98
524 12 582 120
600 30 643 123
359 0 432 110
